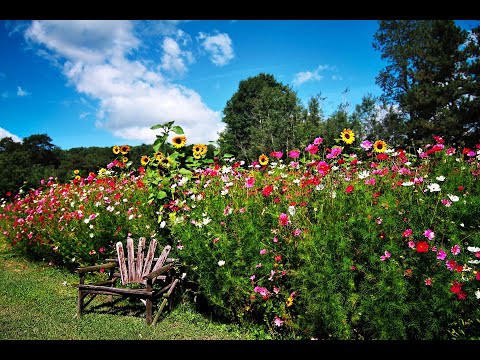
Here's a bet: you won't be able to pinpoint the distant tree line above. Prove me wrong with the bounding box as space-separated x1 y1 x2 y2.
1 20 478 197
0 134 155 198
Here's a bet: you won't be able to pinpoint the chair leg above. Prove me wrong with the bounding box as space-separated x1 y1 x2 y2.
77 290 84 318
146 298 153 325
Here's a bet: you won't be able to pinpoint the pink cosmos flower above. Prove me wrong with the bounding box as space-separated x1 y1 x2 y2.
425 278 432 286
423 229 435 240
451 245 461 255
437 249 447 260
380 250 391 261
288 150 301 159
305 144 319 154
313 137 323 145
245 176 255 188
270 151 283 159
408 241 416 249
260 249 267 255
279 213 290 226
402 229 413 237
274 316 284 327
361 140 373 151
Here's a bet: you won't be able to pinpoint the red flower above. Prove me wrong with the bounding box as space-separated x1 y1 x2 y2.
458 186 465 191
416 241 429 253
274 255 282 262
376 153 388 161
262 185 273 197
379 231 386 240
345 185 354 194
450 281 463 294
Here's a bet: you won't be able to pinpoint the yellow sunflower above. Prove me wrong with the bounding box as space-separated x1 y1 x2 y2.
154 151 164 161
192 151 202 160
159 156 173 168
140 155 150 166
193 144 208 155
120 145 130 155
73 169 80 175
112 145 120 155
373 140 387 153
286 296 294 307
122 156 129 163
340 128 355 145
172 135 187 149
74 175 81 181
258 154 269 166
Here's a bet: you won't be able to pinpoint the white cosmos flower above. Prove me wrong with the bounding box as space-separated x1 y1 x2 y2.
436 176 446 182
467 246 480 253
402 181 414 187
218 260 225 267
427 183 441 192
447 194 459 202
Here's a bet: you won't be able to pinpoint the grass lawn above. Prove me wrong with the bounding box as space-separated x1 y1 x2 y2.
0 239 255 341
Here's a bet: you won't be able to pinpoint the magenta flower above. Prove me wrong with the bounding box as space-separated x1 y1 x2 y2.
402 229 413 237
289 149 301 158
273 316 284 327
437 249 447 260
279 213 290 226
260 249 267 255
451 245 461 255
361 140 373 151
380 250 391 261
305 144 319 154
408 241 416 249
254 286 268 296
425 278 432 286
270 151 283 159
423 229 435 240
245 176 255 188
313 137 323 146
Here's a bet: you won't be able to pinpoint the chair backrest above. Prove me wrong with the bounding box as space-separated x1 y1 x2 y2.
116 237 171 285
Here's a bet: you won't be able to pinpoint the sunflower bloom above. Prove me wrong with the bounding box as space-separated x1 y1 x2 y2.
140 155 150 166
159 156 173 168
286 296 294 307
73 169 80 175
154 151 164 161
373 140 387 153
74 175 81 181
122 156 129 163
192 151 202 160
340 129 355 145
172 135 187 149
193 144 208 155
259 154 269 166
112 145 120 155
120 145 130 155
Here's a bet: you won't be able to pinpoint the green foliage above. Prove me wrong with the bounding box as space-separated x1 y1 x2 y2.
373 20 480 147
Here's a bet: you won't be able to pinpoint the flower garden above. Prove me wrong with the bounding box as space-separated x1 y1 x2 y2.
1 122 480 339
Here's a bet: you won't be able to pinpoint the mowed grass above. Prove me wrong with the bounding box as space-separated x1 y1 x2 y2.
0 241 256 341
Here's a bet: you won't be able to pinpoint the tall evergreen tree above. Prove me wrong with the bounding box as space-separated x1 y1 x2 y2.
373 20 480 146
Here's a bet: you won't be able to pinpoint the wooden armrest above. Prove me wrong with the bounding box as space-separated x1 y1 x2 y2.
144 264 174 281
76 262 117 274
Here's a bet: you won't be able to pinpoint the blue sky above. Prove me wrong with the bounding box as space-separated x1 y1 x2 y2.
0 20 478 150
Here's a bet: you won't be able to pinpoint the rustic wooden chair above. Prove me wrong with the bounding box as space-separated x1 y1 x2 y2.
74 236 179 325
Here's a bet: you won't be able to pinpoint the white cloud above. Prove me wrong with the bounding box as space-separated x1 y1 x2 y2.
160 37 194 74
16 86 30 97
24 20 224 145
0 127 22 142
292 64 335 86
198 32 234 66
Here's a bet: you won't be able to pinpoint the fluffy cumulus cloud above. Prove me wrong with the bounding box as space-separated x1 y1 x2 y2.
198 32 234 66
0 127 22 142
292 64 338 86
23 20 224 145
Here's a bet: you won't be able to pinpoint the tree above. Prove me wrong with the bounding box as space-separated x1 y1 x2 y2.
218 73 303 162
373 20 480 146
